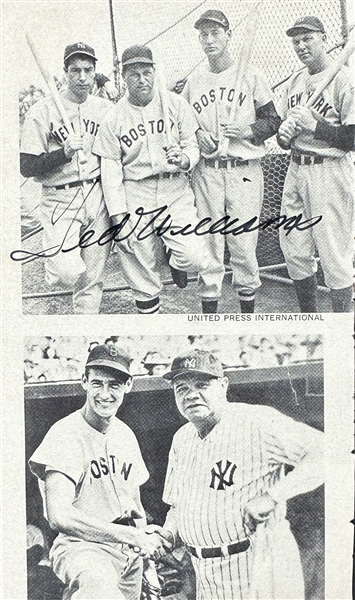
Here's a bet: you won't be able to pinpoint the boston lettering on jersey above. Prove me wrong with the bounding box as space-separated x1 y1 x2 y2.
50 119 101 143
288 91 333 118
90 455 132 481
119 118 176 148
192 87 247 114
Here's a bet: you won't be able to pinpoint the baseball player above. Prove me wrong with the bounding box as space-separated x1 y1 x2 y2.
29 344 170 599
93 45 209 314
278 16 354 313
150 349 324 599
182 10 281 314
20 43 112 314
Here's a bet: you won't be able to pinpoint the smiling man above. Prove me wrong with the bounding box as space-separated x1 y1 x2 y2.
182 10 281 314
153 349 324 599
277 17 354 312
20 43 112 314
29 344 168 599
93 44 209 314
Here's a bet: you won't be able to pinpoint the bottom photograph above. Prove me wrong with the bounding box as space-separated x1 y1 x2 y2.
24 334 324 600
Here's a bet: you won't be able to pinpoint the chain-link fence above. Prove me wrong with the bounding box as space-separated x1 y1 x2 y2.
20 0 350 312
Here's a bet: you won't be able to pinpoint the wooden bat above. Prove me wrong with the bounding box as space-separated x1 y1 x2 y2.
219 9 260 158
26 32 87 165
156 63 173 148
306 29 355 108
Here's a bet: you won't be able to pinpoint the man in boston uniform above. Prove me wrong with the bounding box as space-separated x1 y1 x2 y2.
20 43 111 314
93 45 209 314
278 16 354 313
151 349 324 599
29 344 169 599
182 10 281 314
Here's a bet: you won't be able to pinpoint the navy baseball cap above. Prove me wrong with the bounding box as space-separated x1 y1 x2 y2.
286 16 325 37
194 10 230 30
86 344 131 378
163 349 224 380
64 42 97 63
122 45 154 67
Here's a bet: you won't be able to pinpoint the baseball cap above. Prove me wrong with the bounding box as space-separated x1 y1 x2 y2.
86 344 131 378
64 42 97 63
122 45 154 67
194 10 230 30
286 16 325 37
163 349 224 380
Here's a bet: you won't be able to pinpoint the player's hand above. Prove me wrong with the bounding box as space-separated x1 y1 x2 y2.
278 118 301 147
104 80 120 102
63 133 84 158
131 530 170 561
196 130 219 154
289 106 317 133
222 124 253 140
165 145 190 169
170 79 187 94
243 492 277 534
145 525 174 550
110 213 134 254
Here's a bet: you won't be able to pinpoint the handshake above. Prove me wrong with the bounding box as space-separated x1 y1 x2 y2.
128 525 174 561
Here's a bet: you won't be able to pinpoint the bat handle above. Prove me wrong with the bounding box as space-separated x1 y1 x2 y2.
77 149 87 165
219 136 229 160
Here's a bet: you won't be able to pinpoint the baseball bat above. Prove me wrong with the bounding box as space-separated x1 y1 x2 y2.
26 33 87 165
306 29 355 108
219 9 260 158
156 63 173 148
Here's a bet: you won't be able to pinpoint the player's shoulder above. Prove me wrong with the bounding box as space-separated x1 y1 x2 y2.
334 64 353 87
110 416 137 436
45 410 81 437
172 421 195 444
24 95 54 118
87 94 112 110
226 402 282 423
167 89 191 111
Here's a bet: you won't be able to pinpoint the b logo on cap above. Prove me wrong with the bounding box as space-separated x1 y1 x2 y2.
109 346 119 357
184 358 196 369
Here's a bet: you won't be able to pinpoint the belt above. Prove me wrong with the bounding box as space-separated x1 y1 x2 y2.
112 516 136 527
54 176 101 191
292 153 324 165
204 158 249 169
144 172 181 182
187 538 250 559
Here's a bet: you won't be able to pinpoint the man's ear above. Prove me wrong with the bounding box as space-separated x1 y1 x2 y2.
81 373 88 391
124 377 133 393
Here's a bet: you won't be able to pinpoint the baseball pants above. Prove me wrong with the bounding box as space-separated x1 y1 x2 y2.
280 154 354 289
192 160 263 299
40 181 110 313
117 174 210 303
51 538 143 600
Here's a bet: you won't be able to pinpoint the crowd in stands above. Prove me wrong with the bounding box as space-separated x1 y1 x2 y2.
24 335 323 384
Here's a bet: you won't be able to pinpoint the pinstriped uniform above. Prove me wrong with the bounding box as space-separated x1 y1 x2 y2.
163 403 318 599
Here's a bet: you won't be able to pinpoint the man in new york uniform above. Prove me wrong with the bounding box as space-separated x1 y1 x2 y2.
20 43 112 314
278 16 354 312
29 344 168 599
93 45 209 314
152 349 324 599
183 10 281 314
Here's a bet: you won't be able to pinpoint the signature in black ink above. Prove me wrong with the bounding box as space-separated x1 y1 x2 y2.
10 203 322 262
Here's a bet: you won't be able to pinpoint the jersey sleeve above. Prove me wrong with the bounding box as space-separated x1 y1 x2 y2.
20 102 49 156
336 68 355 126
127 428 149 487
174 94 200 169
259 407 324 502
29 421 83 486
162 434 178 507
252 69 275 110
92 106 122 160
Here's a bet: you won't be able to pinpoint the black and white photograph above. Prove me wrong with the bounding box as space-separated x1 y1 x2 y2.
24 334 324 600
9 0 354 314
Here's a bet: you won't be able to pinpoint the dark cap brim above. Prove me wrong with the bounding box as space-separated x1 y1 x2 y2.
163 369 220 381
65 50 97 61
122 57 154 67
86 359 131 377
286 24 324 36
194 17 229 30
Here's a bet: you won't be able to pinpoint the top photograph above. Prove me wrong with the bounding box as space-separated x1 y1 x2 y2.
13 0 354 314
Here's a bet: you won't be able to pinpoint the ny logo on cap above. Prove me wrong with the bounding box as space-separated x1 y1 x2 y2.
184 358 196 369
77 43 86 49
109 346 119 357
